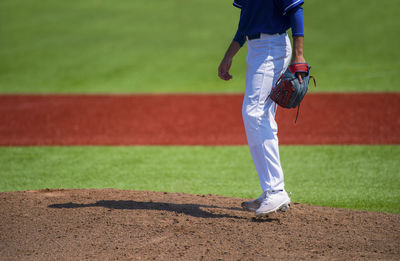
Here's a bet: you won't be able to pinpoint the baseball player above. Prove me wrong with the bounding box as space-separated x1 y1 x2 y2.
218 0 306 217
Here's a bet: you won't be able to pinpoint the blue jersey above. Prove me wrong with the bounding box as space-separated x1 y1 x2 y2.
233 0 304 46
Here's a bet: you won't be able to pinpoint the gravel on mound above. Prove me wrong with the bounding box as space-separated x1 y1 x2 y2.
0 189 399 260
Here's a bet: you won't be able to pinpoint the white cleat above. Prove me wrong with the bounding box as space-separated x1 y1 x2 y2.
241 194 264 212
254 190 290 217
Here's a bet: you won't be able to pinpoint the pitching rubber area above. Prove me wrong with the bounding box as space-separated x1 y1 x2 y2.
0 93 399 145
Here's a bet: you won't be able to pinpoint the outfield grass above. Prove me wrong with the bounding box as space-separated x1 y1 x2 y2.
1 146 399 214
1 0 399 93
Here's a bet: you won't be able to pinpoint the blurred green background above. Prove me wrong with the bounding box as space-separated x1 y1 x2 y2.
1 0 399 93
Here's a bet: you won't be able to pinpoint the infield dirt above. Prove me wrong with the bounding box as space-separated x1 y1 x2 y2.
1 189 399 260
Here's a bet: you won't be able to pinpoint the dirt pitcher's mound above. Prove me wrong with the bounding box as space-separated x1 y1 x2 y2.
1 189 399 260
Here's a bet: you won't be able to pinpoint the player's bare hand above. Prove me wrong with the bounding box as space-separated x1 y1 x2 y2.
296 72 307 84
218 57 233 81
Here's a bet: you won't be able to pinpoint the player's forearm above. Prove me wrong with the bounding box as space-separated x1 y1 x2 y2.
223 40 241 60
291 36 305 63
218 40 241 81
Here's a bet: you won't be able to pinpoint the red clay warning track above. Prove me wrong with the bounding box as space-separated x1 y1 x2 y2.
0 93 399 146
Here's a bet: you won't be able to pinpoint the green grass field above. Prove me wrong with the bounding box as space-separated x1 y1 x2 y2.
1 146 399 214
1 0 399 93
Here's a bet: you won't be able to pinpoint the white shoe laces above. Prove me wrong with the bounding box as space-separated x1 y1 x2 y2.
260 191 274 206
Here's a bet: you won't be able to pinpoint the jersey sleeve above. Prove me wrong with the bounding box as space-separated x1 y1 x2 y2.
233 0 244 9
233 9 246 46
276 0 304 15
289 6 304 36
233 28 246 47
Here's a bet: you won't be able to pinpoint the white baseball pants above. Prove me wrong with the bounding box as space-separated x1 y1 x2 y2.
242 33 292 192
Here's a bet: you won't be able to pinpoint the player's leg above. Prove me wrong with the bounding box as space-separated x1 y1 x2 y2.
241 34 291 214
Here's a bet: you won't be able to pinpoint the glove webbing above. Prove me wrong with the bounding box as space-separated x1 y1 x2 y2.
294 75 316 124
